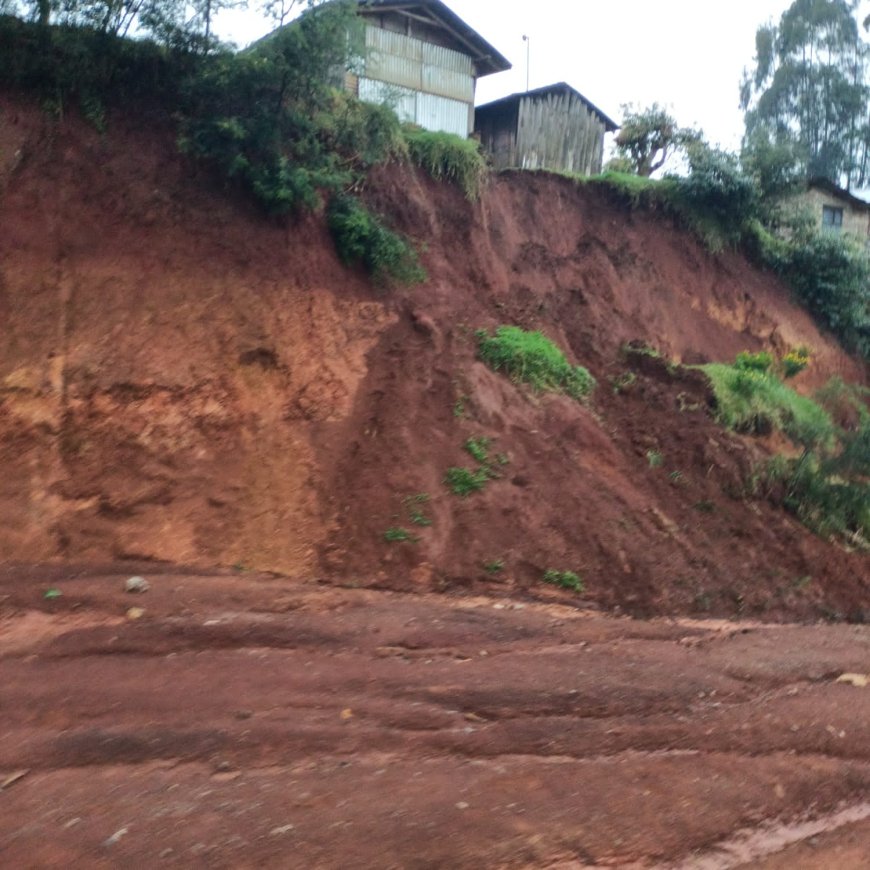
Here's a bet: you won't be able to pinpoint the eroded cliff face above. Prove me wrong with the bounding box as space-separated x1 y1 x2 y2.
1 94 866 618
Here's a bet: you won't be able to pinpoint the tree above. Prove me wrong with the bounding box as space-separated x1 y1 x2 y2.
610 104 700 176
741 0 870 188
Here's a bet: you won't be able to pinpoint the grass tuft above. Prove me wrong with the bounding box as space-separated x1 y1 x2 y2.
477 326 595 400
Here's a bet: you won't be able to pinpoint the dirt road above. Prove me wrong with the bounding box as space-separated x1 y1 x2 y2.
1 564 868 868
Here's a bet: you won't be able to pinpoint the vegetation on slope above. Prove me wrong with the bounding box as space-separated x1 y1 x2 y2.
701 354 869 544
477 326 596 401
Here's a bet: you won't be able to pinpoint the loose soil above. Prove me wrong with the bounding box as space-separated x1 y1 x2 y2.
1 96 867 621
1 564 869 867
2 94 870 867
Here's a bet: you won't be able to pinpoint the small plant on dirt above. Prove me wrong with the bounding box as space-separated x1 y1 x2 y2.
476 326 596 401
43 588 63 600
694 499 716 513
384 527 419 543
781 347 811 379
464 436 492 464
444 466 490 497
483 560 505 574
542 569 585 593
646 450 664 468
453 395 468 418
669 470 685 484
403 494 433 527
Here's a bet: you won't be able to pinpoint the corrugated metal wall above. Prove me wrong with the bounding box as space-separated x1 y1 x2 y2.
359 25 475 137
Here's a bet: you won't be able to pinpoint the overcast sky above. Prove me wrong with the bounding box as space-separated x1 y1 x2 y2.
215 1 865 151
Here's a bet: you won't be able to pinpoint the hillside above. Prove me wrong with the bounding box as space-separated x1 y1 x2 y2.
1 93 867 620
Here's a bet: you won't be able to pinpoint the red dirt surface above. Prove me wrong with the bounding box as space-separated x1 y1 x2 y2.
2 95 865 619
3 95 870 867
1 564 869 867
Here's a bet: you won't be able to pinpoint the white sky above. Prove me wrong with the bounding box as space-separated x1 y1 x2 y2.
215 0 867 152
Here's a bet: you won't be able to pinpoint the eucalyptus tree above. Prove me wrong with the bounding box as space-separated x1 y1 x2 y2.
741 0 870 188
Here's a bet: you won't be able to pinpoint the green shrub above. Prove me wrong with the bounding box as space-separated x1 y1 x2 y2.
542 569 584 592
404 127 487 198
781 347 811 379
444 466 489 497
762 229 870 359
734 350 773 373
766 412 870 543
701 360 834 449
327 195 425 285
477 326 596 400
667 143 760 248
317 92 407 168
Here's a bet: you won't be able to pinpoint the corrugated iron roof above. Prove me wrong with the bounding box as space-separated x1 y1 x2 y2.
808 176 870 212
476 82 619 132
358 0 511 77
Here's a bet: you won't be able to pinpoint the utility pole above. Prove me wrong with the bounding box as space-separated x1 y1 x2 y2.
522 34 530 91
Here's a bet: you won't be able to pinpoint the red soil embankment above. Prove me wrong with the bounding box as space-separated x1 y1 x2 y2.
0 95 867 618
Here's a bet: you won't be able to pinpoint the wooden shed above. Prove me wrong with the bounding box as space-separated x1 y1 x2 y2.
351 0 511 138
474 83 618 176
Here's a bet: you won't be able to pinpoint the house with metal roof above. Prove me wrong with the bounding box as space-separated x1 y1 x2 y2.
349 0 511 138
474 83 619 177
796 177 870 245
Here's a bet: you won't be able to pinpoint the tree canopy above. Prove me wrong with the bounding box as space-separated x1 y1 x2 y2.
609 104 700 176
740 0 870 188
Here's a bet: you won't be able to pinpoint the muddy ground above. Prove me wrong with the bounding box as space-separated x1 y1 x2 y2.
1 563 868 868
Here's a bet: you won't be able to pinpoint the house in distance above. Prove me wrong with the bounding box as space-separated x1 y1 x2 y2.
474 83 619 176
349 0 511 138
796 177 870 245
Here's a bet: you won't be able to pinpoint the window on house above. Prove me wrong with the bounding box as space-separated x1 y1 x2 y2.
822 205 844 231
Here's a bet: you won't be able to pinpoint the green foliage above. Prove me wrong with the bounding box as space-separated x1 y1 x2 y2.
668 143 760 247
403 127 487 198
781 347 811 378
701 360 835 449
740 124 806 204
476 326 596 401
0 16 192 112
316 91 407 168
464 436 491 464
542 569 584 592
483 559 504 574
760 228 870 358
734 350 773 373
589 171 674 210
178 2 366 214
611 103 700 176
403 493 432 527
327 194 425 284
444 466 489 498
384 526 418 543
766 415 870 543
646 450 664 468
741 0 869 188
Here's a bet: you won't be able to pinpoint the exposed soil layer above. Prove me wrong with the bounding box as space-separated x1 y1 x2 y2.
1 564 870 867
0 94 867 620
